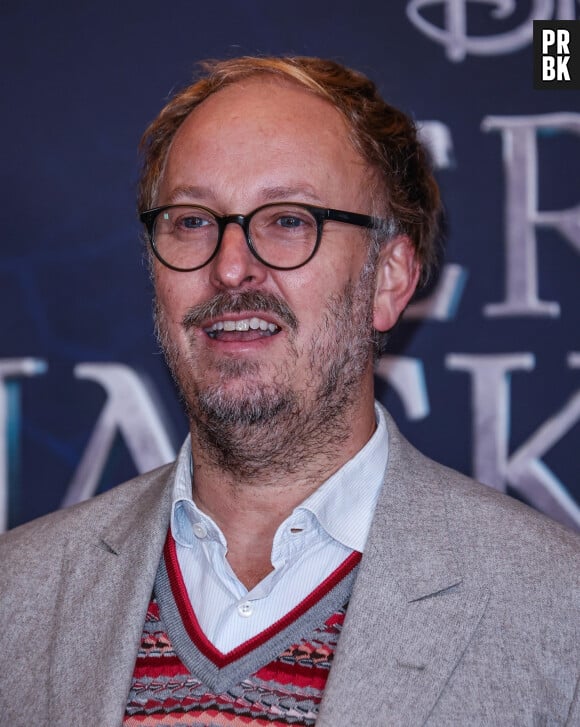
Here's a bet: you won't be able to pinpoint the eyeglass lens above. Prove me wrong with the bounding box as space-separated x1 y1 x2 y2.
152 204 319 270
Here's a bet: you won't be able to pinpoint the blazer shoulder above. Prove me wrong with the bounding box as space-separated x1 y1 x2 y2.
383 409 580 575
431 459 580 604
438 458 579 559
0 461 175 558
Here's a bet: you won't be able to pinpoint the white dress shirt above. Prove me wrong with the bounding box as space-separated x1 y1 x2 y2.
170 402 389 652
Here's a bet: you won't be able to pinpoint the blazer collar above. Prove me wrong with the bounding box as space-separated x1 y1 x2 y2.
48 463 176 726
367 410 463 601
318 411 490 726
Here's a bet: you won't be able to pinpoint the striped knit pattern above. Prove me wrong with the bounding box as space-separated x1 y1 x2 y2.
124 599 347 725
124 533 360 725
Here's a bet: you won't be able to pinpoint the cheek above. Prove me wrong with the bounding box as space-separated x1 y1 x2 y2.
287 282 341 335
154 269 201 326
280 247 355 296
300 254 366 306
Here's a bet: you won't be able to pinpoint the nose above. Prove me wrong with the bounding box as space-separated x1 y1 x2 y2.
209 220 268 289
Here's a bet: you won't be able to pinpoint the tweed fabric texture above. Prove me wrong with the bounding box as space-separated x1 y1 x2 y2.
1 409 579 726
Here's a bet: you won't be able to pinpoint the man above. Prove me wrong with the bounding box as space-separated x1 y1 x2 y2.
1 56 578 726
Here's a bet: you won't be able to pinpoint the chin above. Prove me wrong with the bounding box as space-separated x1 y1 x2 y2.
194 380 297 427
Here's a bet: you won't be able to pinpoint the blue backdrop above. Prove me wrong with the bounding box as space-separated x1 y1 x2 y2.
1 0 578 532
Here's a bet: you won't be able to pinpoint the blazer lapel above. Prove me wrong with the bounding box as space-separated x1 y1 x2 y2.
47 464 175 726
318 413 490 727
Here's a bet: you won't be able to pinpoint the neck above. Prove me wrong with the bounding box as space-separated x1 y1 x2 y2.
187 377 376 589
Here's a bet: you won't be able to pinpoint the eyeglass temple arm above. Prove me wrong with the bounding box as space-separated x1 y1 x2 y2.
324 208 386 230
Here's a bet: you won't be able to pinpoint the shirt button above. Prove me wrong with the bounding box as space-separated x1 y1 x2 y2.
192 523 208 539
238 602 254 617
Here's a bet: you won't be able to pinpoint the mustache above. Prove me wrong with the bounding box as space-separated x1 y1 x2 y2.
182 290 298 332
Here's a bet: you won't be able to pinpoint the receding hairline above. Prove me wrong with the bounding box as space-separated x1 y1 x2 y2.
197 55 337 99
153 71 384 212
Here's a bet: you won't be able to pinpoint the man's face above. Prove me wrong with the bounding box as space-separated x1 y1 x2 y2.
154 77 381 471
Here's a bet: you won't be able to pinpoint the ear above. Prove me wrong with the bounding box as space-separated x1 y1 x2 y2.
373 235 420 332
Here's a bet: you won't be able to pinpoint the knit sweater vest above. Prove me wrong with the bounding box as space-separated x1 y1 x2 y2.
124 533 361 725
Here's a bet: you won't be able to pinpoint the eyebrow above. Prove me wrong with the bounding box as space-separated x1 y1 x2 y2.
164 184 325 207
165 186 211 204
259 185 324 204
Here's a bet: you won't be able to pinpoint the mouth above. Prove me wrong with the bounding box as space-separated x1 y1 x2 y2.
203 315 282 342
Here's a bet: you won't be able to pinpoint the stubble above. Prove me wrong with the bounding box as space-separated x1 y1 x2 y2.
155 256 377 481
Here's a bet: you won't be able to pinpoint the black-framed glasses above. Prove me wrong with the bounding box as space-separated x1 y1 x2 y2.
139 202 387 272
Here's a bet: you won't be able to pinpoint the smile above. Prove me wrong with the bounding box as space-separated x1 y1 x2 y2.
203 317 281 339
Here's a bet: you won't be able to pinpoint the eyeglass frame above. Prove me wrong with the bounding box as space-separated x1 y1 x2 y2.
139 202 388 272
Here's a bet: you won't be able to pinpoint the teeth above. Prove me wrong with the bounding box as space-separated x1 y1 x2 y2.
204 317 280 334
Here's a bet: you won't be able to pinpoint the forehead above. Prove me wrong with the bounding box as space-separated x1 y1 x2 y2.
159 77 370 209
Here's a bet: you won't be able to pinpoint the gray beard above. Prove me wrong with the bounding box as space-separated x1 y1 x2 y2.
156 260 376 481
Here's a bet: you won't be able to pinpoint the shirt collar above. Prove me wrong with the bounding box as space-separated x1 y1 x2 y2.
170 437 226 548
294 402 388 552
170 402 389 553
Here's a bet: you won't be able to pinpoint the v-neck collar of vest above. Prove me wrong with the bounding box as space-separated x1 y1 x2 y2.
155 531 361 693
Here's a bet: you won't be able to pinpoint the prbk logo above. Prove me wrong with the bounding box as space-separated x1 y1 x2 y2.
534 20 580 87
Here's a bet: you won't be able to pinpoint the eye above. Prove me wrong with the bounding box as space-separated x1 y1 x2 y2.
173 213 211 230
276 214 306 229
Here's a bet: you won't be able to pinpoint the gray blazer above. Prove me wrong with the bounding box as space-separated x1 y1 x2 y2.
1 413 579 726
